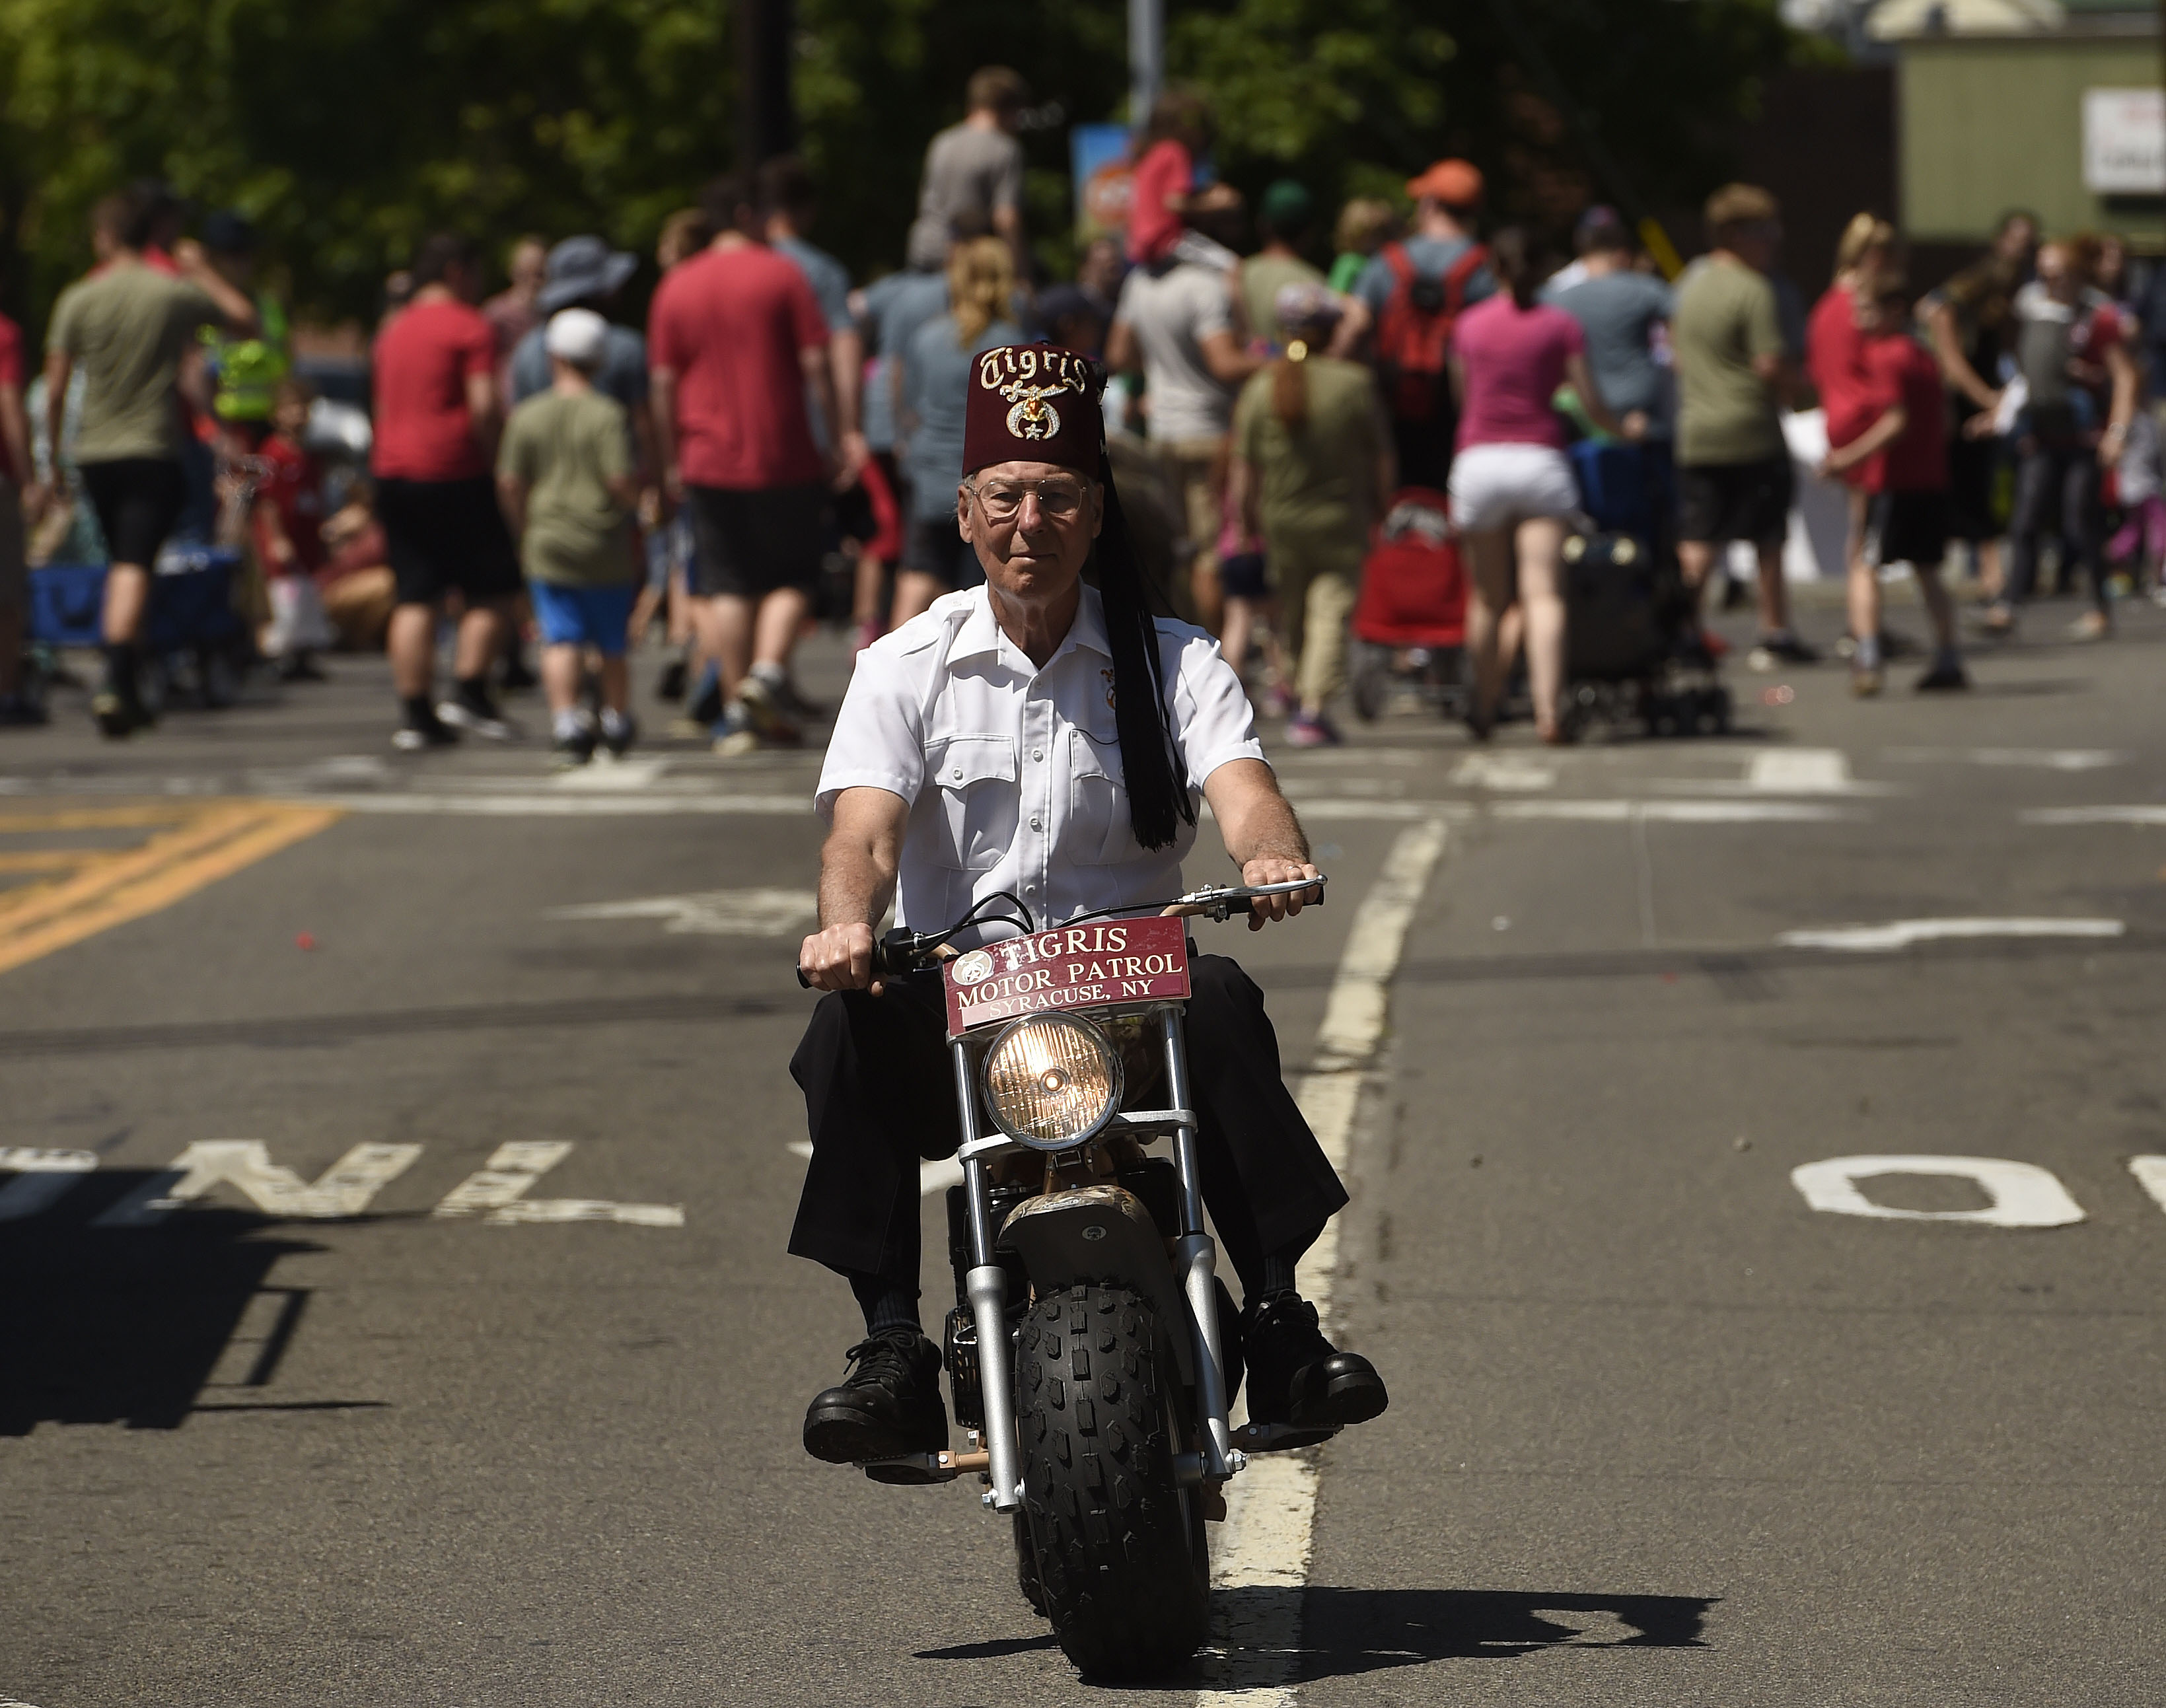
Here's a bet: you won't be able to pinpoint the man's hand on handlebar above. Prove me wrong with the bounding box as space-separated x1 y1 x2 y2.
799 922 884 995
1241 857 1324 931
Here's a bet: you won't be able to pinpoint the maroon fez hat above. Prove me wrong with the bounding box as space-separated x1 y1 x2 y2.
961 344 1104 480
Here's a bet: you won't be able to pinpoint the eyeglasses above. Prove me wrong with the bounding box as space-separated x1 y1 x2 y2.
964 478 1092 523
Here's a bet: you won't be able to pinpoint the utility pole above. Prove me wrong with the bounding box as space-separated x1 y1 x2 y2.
737 0 796 168
1130 0 1164 127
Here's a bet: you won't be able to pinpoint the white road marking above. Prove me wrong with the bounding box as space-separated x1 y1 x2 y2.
1789 1155 2085 1227
2126 1156 2166 1215
1747 748 1879 795
0 1147 99 1221
1659 748 1895 799
433 1140 684 1227
1447 754 1556 791
93 1141 421 1225
1283 798 1476 822
550 888 818 936
1779 917 2124 952
546 756 673 791
1495 799 1856 823
786 1139 962 1198
1201 817 1447 1706
2022 806 2166 826
1884 746 2124 771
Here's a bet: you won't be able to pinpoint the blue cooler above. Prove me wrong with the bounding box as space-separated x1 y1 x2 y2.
147 544 245 653
27 562 108 648
1570 440 1669 540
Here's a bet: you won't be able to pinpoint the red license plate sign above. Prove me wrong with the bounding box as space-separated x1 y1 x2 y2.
945 915 1190 1035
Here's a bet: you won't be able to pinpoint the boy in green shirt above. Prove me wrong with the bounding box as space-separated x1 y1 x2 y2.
496 308 641 762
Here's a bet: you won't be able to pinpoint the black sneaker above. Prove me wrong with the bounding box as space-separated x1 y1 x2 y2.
1749 631 1821 670
1241 1293 1389 1450
552 717 598 765
90 688 149 739
392 711 460 752
802 1328 949 1481
599 712 638 758
438 688 519 741
1916 660 1970 692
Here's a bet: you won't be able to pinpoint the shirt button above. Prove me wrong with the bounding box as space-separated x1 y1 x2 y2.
1030 815 1042 830
1032 748 1044 762
951 767 962 780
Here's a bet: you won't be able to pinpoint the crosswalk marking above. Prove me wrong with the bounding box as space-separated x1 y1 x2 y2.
92 1140 421 1225
0 1147 99 1221
434 1141 684 1227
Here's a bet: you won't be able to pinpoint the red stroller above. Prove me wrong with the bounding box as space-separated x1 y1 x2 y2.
1348 488 1468 721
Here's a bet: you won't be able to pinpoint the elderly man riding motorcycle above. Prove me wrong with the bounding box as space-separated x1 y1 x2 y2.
792 343 1387 1470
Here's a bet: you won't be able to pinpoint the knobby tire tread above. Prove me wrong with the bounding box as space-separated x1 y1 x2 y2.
1015 1283 1208 1680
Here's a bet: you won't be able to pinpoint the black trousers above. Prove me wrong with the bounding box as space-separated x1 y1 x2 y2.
787 954 1349 1299
2004 440 2106 614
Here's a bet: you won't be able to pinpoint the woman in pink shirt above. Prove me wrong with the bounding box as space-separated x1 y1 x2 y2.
1449 227 1638 742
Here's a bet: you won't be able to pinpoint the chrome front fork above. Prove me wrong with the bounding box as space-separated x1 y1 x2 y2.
954 1040 1024 1513
1161 1005 1237 1481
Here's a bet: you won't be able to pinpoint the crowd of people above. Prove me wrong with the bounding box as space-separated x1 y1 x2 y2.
5 75 2162 748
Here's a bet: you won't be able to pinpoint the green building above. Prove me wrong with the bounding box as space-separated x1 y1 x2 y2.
1889 1 2165 246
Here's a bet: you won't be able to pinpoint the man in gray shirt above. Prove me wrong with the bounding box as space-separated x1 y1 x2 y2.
1544 207 1670 438
908 67 1029 275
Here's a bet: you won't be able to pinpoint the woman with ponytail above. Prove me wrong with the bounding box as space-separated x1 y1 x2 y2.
1805 212 1900 690
792 341 1389 1468
1449 226 1637 743
892 236 1025 623
1230 283 1392 744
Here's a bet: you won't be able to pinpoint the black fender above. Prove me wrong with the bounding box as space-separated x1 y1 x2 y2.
998 1184 1196 1386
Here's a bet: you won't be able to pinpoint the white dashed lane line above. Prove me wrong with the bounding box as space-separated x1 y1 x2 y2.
1778 917 2126 952
1200 817 1449 1705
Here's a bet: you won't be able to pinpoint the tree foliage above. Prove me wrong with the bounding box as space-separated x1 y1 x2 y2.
0 0 1793 336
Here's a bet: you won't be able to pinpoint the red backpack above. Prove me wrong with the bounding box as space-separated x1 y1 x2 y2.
1373 239 1490 423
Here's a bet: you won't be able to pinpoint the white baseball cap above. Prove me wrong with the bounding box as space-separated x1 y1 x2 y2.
544 307 609 367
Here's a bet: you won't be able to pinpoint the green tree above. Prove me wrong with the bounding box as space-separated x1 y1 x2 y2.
0 0 1793 339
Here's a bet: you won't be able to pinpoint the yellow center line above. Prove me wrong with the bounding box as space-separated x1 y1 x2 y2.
0 800 342 977
0 851 105 872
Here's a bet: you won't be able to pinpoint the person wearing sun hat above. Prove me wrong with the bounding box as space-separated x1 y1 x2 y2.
507 234 649 421
787 341 1390 1475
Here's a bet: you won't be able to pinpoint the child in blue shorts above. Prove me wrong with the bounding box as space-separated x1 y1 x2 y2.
497 308 642 761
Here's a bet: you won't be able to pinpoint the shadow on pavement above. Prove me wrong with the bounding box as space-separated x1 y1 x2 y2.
0 1170 349 1435
913 1633 1062 1661
1289 1586 1716 1678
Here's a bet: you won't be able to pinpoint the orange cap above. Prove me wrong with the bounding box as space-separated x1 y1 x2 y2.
1406 159 1484 208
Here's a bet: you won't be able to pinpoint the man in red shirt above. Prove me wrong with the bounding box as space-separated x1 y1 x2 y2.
372 231 523 749
649 172 840 754
1819 283 1966 694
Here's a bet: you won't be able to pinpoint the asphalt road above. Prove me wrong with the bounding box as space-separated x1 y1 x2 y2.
5 590 2165 1706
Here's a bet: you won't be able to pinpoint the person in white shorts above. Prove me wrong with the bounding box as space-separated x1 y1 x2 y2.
1447 228 1640 742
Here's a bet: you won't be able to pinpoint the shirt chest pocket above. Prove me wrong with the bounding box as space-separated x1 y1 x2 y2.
924 734 1018 871
1067 729 1144 866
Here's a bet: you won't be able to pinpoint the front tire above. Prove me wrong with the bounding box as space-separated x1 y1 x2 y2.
1015 1283 1208 1680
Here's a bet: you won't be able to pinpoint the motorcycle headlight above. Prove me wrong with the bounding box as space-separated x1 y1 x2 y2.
980 1014 1124 1150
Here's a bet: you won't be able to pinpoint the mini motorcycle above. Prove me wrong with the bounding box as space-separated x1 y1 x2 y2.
799 876 1325 1679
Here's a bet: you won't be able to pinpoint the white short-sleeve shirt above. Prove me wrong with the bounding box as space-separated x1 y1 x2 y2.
816 583 1266 947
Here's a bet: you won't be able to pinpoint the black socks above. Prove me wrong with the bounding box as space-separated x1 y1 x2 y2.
400 694 435 727
849 1272 923 1338
101 643 140 700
